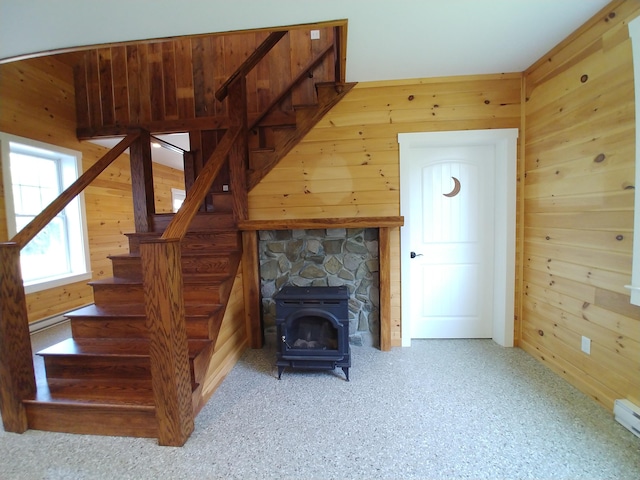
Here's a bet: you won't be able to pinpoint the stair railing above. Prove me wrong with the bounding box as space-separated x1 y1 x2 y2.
139 85 245 446
0 132 140 434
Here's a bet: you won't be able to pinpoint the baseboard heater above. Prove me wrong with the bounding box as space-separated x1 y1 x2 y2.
614 399 640 438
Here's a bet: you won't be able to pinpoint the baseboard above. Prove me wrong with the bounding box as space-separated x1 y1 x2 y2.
29 313 71 334
614 399 640 439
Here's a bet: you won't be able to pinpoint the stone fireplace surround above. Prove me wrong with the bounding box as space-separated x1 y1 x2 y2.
238 217 404 351
259 228 380 347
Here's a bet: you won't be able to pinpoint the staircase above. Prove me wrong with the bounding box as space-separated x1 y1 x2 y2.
23 213 241 438
246 82 355 189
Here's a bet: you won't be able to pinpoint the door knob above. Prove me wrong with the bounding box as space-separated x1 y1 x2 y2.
410 251 423 258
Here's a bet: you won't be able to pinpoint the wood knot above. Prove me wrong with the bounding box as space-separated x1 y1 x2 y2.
484 100 490 104
594 153 605 163
580 74 589 83
616 235 624 241
545 236 551 240
538 330 544 336
408 95 414 101
609 12 616 19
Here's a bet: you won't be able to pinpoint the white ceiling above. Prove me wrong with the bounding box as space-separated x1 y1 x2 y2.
1 0 612 170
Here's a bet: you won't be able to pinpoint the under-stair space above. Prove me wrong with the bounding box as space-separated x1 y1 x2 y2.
24 216 241 438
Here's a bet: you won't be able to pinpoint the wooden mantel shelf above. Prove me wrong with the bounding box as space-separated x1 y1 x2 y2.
238 216 404 231
238 216 403 352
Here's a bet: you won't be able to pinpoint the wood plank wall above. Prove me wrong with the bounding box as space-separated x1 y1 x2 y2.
73 28 336 135
522 0 640 410
0 56 184 323
248 73 523 347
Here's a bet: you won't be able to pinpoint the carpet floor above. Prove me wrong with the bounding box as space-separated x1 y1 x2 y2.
1 323 638 480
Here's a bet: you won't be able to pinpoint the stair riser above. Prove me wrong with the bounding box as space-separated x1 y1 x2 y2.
42 356 199 391
24 402 158 438
92 284 225 305
127 232 240 254
152 214 236 233
43 356 152 380
70 317 211 340
111 255 236 280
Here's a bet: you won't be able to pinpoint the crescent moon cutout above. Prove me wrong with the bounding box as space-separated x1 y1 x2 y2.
443 176 461 197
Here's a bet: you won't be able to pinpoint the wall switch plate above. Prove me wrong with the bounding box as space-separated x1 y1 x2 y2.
222 184 229 192
581 336 591 354
310 30 320 40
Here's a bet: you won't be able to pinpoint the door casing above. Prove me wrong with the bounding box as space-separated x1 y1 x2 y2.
398 129 518 347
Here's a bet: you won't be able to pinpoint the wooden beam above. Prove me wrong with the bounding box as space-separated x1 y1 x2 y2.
129 130 155 233
140 238 194 446
379 227 392 351
76 116 228 140
242 231 262 348
0 243 36 433
215 31 287 102
238 216 404 231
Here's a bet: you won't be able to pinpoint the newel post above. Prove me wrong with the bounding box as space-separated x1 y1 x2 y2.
129 129 156 233
0 243 36 432
140 238 194 446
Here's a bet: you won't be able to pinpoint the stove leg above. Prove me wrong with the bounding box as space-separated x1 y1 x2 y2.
277 366 285 379
342 367 349 381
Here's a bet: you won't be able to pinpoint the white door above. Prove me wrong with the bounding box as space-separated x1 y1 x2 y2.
408 145 495 338
399 129 518 346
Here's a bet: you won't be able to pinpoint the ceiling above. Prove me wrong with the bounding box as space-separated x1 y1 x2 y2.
0 0 612 170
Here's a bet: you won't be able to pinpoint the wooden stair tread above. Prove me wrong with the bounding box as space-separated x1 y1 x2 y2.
37 337 211 358
31 378 155 406
66 303 222 318
89 275 230 286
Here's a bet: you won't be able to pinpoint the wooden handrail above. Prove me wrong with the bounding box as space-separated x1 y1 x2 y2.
162 126 241 240
11 132 140 249
249 43 334 131
215 31 287 102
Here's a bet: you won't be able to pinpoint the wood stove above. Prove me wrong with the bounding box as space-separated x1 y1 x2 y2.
274 286 351 380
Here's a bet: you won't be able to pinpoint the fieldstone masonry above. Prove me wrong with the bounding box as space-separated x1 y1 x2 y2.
259 228 380 347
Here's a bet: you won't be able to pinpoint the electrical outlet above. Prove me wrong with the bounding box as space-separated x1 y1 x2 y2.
222 184 229 192
310 30 320 40
581 336 591 355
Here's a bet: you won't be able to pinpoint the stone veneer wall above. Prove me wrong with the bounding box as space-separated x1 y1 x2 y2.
259 228 380 347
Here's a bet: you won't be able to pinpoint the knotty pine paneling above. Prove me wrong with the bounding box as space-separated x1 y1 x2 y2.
0 56 184 323
522 0 640 410
74 27 337 135
248 73 523 347
199 265 248 406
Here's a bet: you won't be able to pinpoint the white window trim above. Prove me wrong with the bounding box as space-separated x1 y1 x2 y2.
0 132 92 294
626 19 640 306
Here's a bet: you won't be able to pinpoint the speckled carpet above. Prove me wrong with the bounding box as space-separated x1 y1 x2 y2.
1 322 638 480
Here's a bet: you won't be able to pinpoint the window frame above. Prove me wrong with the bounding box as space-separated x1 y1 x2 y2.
0 132 92 294
627 19 640 306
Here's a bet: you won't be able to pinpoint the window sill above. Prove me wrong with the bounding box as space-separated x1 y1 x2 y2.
24 272 92 294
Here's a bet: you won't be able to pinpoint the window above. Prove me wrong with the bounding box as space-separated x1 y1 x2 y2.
171 188 186 213
1 133 91 293
627 19 640 306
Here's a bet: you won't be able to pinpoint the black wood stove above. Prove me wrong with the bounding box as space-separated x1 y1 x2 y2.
274 285 351 380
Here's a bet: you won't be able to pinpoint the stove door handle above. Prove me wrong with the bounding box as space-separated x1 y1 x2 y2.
281 335 292 349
